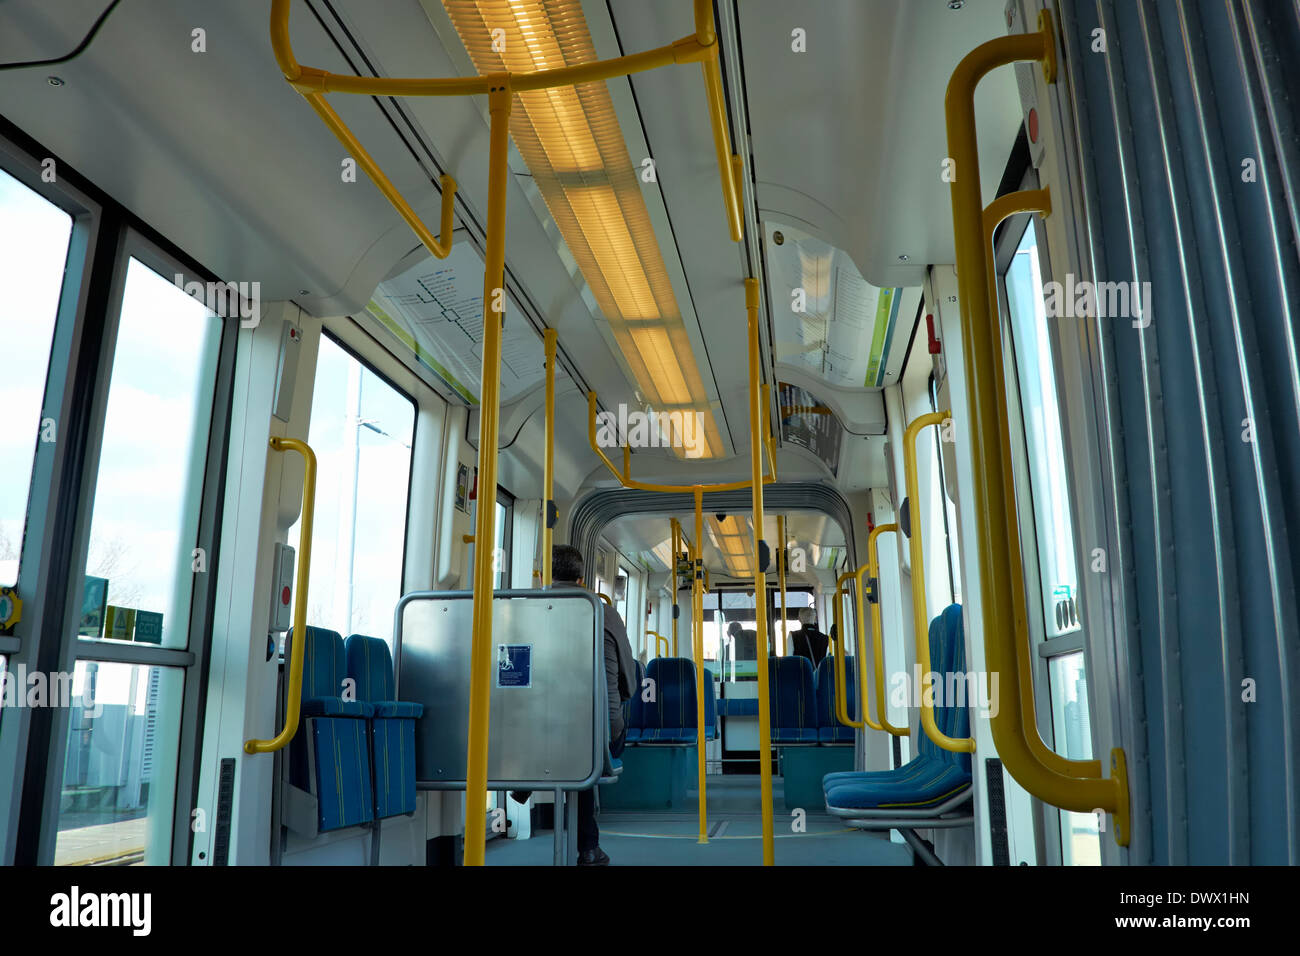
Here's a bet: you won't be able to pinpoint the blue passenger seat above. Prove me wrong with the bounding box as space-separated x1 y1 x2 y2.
345 634 423 819
625 659 647 743
769 656 819 743
823 605 972 812
637 657 715 743
286 626 375 833
815 655 858 743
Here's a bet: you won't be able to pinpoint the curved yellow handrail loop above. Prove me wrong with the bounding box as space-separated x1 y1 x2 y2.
245 437 317 754
831 571 870 729
269 0 740 245
944 8 1127 843
902 411 976 754
862 525 908 737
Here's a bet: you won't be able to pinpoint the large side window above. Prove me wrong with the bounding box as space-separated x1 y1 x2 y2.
56 252 224 865
0 167 72 587
999 214 1098 866
287 333 415 645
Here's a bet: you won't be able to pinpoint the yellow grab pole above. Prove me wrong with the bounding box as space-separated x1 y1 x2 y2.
864 524 908 737
903 410 975 753
542 329 557 588
945 11 1127 841
463 77 511 867
671 518 681 657
745 277 775 865
832 571 864 728
692 487 708 844
777 515 788 656
245 436 316 754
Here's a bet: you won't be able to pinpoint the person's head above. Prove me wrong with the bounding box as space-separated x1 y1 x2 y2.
798 608 817 629
727 621 743 638
552 544 584 586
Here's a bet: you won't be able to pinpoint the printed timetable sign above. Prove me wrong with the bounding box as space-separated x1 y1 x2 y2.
778 381 843 473
496 644 532 688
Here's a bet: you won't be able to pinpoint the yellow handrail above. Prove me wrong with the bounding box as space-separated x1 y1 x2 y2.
745 277 776 866
862 524 908 737
944 9 1127 843
542 329 556 588
903 410 975 754
776 515 788 656
647 629 670 658
245 436 317 754
597 593 613 607
670 517 682 657
831 570 866 729
692 488 709 845
586 391 776 494
269 0 741 245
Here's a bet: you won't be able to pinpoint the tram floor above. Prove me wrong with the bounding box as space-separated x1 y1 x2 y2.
484 774 915 866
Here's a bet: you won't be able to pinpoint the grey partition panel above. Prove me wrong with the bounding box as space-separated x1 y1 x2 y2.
396 589 604 790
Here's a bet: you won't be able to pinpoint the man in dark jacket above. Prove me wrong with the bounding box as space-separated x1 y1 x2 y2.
552 544 635 866
790 608 829 668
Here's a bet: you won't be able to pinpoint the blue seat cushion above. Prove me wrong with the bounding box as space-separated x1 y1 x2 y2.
371 716 417 818
772 726 819 744
819 725 855 744
372 700 422 719
637 727 697 744
302 697 375 718
625 727 642 743
824 759 972 810
309 716 375 830
718 698 759 717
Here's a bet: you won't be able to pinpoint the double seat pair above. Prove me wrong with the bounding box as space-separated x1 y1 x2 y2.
285 626 423 836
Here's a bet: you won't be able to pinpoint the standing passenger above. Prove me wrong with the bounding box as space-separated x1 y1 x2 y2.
552 544 635 866
790 608 829 668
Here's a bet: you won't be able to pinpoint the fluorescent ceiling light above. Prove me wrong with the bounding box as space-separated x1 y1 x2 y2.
443 0 723 458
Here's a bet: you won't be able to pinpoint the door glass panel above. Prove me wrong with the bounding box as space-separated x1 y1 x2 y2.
1004 220 1079 639
493 500 507 589
0 168 74 586
79 257 222 647
53 661 184 865
1050 652 1100 864
287 335 414 644
1003 218 1099 864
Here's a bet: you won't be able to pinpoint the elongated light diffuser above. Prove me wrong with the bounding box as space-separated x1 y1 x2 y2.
443 0 723 458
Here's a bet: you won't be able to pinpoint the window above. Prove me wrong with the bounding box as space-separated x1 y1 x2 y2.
77 258 221 647
493 491 513 589
0 167 73 586
287 334 415 644
57 250 225 865
1000 214 1099 865
615 565 629 621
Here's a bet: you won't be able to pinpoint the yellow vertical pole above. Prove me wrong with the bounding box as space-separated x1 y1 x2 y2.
671 518 681 657
746 277 775 866
542 329 556 589
464 76 511 868
777 515 787 656
692 488 708 843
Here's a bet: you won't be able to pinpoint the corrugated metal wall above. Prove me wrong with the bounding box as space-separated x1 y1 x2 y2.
1062 0 1300 864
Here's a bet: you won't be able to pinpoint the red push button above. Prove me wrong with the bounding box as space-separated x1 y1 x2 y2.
1028 107 1040 144
281 586 291 605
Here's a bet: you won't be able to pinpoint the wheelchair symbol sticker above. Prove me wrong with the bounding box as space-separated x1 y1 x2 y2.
497 644 532 688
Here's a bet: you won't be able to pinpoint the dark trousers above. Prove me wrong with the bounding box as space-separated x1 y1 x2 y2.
578 729 626 853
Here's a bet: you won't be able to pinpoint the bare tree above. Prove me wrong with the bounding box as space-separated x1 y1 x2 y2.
86 534 145 607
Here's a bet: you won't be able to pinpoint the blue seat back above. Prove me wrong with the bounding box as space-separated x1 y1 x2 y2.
344 633 395 703
643 657 698 732
297 625 346 703
768 656 818 742
702 667 717 739
815 655 857 741
917 604 971 773
627 659 647 730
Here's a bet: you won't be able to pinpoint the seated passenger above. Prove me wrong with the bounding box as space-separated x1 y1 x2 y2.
728 620 759 660
790 608 829 668
553 543 635 867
